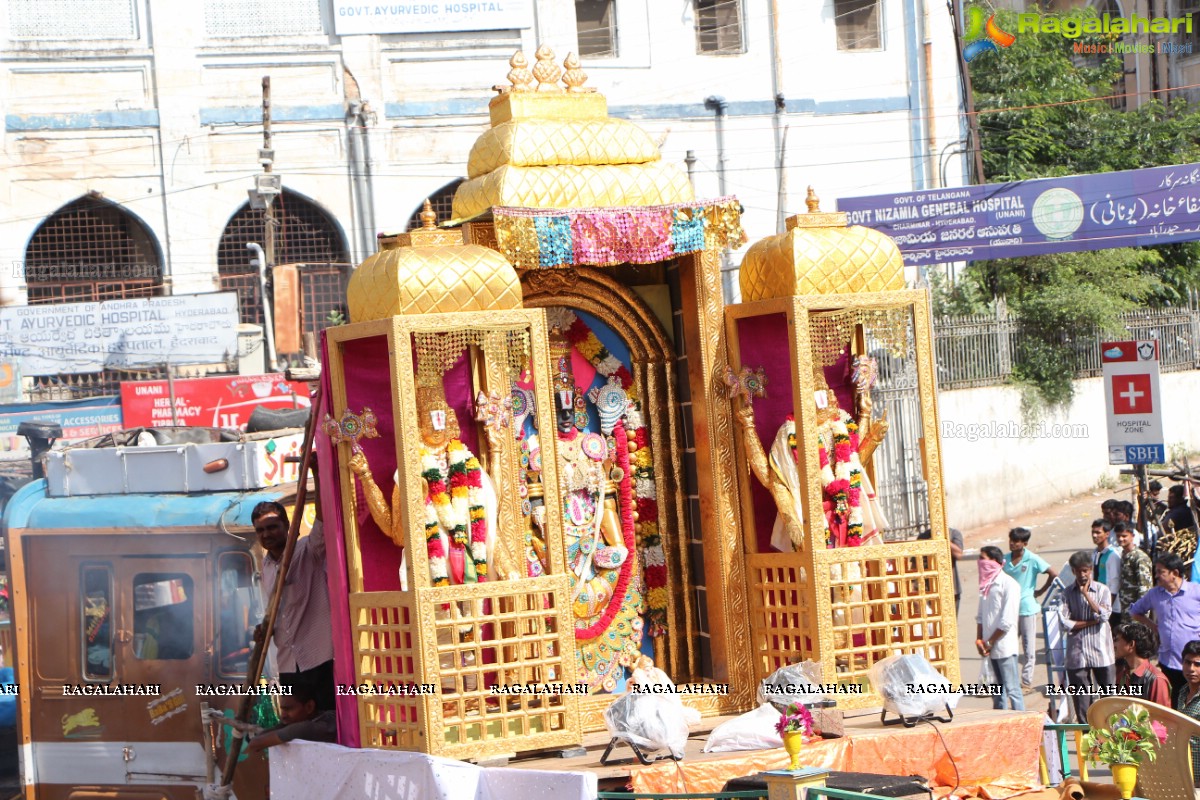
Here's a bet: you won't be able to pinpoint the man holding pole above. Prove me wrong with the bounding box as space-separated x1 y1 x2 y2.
253 469 334 712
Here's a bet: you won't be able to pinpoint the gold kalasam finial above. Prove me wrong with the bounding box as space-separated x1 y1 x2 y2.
420 199 437 230
494 51 534 94
533 44 564 92
806 186 821 213
562 52 593 93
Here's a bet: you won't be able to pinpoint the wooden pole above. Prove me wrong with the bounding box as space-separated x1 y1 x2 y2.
218 381 322 788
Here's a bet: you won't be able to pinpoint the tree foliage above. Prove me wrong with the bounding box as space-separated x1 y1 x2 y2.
954 7 1200 406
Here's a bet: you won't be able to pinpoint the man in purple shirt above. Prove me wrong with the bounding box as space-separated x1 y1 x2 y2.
1130 553 1200 700
255 486 335 711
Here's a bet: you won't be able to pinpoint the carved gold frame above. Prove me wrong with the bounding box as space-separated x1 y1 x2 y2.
324 310 584 756
724 289 960 708
464 222 756 730
520 267 695 686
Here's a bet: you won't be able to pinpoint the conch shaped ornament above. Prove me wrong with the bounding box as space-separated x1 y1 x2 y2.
589 377 629 436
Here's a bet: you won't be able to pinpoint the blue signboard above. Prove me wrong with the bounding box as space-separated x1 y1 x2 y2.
837 162 1200 265
0 396 123 452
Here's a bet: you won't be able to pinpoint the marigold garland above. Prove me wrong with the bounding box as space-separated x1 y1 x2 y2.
789 414 865 548
421 441 488 584
558 311 669 637
575 421 639 641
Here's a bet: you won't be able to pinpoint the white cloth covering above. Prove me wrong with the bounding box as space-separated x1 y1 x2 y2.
270 740 598 800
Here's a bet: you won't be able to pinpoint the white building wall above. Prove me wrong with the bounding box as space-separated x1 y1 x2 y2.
0 0 967 309
939 371 1200 531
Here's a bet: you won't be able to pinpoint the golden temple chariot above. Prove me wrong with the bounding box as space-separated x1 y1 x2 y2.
317 46 959 760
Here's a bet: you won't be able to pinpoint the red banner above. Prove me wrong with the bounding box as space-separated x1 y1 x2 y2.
120 374 311 430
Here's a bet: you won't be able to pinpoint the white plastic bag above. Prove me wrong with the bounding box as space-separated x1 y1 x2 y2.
979 656 995 685
603 657 698 760
703 703 784 753
869 654 962 720
757 661 832 710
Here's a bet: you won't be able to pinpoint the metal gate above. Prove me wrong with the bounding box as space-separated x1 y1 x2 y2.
869 332 930 541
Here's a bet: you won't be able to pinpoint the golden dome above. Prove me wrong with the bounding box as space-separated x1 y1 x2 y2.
451 47 694 222
346 201 523 322
739 187 905 301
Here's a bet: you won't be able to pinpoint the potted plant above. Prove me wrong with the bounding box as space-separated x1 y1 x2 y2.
1082 703 1168 799
775 702 814 770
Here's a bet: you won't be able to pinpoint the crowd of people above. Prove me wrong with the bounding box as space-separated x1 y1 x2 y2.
973 482 1200 775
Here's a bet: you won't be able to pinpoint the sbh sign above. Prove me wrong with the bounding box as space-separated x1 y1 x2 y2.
1102 340 1165 465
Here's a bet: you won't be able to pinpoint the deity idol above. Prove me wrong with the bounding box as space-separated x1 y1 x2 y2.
346 383 504 586
733 358 888 551
537 329 644 692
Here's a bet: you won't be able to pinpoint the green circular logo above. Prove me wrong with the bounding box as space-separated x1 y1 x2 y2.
1031 188 1084 240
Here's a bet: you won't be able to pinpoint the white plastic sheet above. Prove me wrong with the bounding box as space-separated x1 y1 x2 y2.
702 703 784 753
869 653 962 720
269 740 598 800
603 660 699 760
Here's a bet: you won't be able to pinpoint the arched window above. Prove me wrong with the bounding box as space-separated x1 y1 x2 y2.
216 190 351 336
24 195 163 305
405 180 465 231
1090 0 1124 16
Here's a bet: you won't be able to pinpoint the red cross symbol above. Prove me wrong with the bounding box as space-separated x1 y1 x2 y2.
1112 374 1153 415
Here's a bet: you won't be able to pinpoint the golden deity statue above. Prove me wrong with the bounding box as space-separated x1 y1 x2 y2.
732 360 889 552
347 382 512 586
531 329 644 692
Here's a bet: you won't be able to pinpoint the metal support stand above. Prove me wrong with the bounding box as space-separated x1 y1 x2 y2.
599 737 681 766
879 703 953 728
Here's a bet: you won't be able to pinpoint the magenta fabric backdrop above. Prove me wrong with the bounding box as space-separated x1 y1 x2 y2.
735 314 854 552
319 332 361 747
735 314 794 552
341 335 404 592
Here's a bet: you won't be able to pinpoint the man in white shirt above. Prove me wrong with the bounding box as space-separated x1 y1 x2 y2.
976 545 1025 711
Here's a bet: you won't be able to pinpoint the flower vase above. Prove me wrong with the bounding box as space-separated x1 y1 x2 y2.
1110 763 1137 800
782 731 804 770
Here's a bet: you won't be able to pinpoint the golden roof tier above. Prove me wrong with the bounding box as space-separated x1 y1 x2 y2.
739 187 906 301
451 46 694 222
346 201 523 322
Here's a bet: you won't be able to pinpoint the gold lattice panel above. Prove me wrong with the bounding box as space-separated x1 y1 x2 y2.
747 543 958 711
351 578 581 759
351 593 424 750
740 225 905 301
451 162 695 222
346 244 523 323
467 119 662 178
748 554 817 676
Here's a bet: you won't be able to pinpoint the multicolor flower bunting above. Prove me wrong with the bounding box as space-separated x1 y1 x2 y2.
494 198 746 271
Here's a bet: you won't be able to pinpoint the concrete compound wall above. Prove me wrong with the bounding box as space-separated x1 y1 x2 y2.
938 370 1200 531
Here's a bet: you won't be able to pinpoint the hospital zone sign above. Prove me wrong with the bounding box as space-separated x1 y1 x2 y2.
1102 340 1165 465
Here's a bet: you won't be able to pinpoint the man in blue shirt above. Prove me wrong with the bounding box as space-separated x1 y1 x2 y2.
1131 553 1200 700
1003 527 1058 691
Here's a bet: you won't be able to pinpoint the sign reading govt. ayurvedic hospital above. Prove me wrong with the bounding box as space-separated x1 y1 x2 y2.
332 1 532 35
838 162 1200 266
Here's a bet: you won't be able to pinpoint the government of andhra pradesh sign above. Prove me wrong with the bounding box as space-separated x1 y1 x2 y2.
332 1 532 35
837 162 1200 266
0 293 239 376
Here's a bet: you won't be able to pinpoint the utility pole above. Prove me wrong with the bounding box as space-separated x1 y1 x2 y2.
247 75 281 371
261 77 276 274
947 0 986 183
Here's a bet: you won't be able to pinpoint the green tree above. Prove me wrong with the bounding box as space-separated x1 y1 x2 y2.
959 6 1200 406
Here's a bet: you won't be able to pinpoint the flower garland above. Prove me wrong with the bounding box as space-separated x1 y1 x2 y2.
421 440 488 585
789 415 865 548
554 309 669 637
575 421 639 641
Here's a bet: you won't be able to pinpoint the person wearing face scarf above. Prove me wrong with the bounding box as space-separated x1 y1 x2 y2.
976 545 1024 711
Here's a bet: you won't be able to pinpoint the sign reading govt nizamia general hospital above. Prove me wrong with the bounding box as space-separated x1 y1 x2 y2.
838 162 1200 266
0 293 239 376
332 1 532 35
